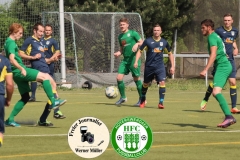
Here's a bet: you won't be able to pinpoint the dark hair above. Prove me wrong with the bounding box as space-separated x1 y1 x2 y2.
45 24 53 29
33 22 44 32
223 13 233 18
201 19 214 29
119 17 129 24
153 23 161 29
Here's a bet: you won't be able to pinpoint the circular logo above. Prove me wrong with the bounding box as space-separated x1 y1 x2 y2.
111 116 153 159
68 117 110 159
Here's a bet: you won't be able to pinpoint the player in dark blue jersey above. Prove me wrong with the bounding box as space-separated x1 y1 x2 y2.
18 23 66 126
0 55 14 147
42 24 65 119
200 13 240 113
134 24 175 108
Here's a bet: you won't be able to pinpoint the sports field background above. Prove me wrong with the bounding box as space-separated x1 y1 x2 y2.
1 79 240 160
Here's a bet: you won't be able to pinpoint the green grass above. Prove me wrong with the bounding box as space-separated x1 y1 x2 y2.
1 83 240 160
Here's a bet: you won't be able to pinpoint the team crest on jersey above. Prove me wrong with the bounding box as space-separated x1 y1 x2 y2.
121 40 127 46
160 42 163 46
46 41 50 45
231 31 235 36
127 33 130 37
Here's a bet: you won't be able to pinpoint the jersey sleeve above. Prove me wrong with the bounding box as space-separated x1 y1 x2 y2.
164 41 172 54
5 57 12 73
139 39 147 51
132 31 141 42
234 29 238 41
52 39 60 52
208 35 218 47
6 41 17 56
20 38 31 55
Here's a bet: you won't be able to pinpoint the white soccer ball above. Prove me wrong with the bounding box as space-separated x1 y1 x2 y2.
105 86 118 99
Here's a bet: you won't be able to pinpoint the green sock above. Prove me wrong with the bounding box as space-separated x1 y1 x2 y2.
215 93 231 116
117 81 126 98
8 100 25 122
42 80 55 105
135 80 142 98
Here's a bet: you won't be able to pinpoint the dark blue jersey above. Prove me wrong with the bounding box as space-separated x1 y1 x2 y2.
139 37 171 67
0 55 12 95
20 36 49 73
215 26 238 61
42 36 60 59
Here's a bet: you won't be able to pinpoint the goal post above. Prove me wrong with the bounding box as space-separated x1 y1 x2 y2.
42 12 145 88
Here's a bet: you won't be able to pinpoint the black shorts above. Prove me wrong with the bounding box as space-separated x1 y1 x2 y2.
143 65 166 83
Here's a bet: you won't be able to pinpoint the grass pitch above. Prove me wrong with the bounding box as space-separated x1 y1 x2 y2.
1 82 240 160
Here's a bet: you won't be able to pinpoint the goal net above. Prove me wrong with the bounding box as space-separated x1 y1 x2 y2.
42 12 145 87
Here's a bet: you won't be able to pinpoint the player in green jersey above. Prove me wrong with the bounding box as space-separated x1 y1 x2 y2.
114 18 143 106
200 19 236 128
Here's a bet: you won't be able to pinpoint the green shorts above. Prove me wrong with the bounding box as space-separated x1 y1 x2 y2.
118 59 141 77
13 67 39 95
213 63 232 88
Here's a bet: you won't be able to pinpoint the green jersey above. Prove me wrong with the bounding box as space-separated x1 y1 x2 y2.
207 32 229 67
4 37 25 70
118 30 141 63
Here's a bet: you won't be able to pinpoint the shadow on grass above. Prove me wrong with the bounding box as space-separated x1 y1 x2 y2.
163 122 210 129
182 110 221 113
95 103 160 109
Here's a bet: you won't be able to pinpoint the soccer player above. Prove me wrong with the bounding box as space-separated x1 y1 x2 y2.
114 18 143 106
42 24 65 119
0 54 14 147
200 19 236 128
4 23 66 127
200 13 239 113
134 24 175 108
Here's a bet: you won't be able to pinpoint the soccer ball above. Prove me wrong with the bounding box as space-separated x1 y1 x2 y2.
105 86 118 99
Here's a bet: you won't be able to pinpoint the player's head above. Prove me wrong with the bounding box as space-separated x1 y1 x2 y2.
33 22 44 39
9 23 24 40
119 18 129 33
201 19 214 36
223 13 233 28
45 24 53 37
152 23 162 38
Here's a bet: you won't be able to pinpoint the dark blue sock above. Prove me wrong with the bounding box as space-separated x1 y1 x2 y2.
230 86 237 108
40 103 51 123
31 82 37 98
159 86 166 104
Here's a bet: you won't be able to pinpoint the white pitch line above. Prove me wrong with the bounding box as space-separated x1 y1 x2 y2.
5 130 240 137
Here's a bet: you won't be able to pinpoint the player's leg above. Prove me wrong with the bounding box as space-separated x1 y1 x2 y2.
115 62 128 105
200 67 215 110
0 95 5 146
29 81 37 102
49 70 66 119
130 59 143 106
139 68 154 108
228 61 239 113
155 66 166 109
213 65 236 128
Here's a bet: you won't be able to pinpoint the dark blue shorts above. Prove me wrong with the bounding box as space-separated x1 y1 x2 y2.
143 66 166 83
0 95 5 133
32 65 50 74
212 60 236 78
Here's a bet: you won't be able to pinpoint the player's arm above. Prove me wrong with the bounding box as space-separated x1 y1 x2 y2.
132 31 143 52
233 41 238 56
19 39 41 60
5 60 14 107
134 40 147 68
200 46 216 77
45 40 61 64
114 47 123 57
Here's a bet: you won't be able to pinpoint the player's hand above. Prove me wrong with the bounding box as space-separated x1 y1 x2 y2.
170 67 175 75
133 62 138 68
132 43 139 52
5 98 10 107
20 67 26 76
200 69 207 77
114 51 121 57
